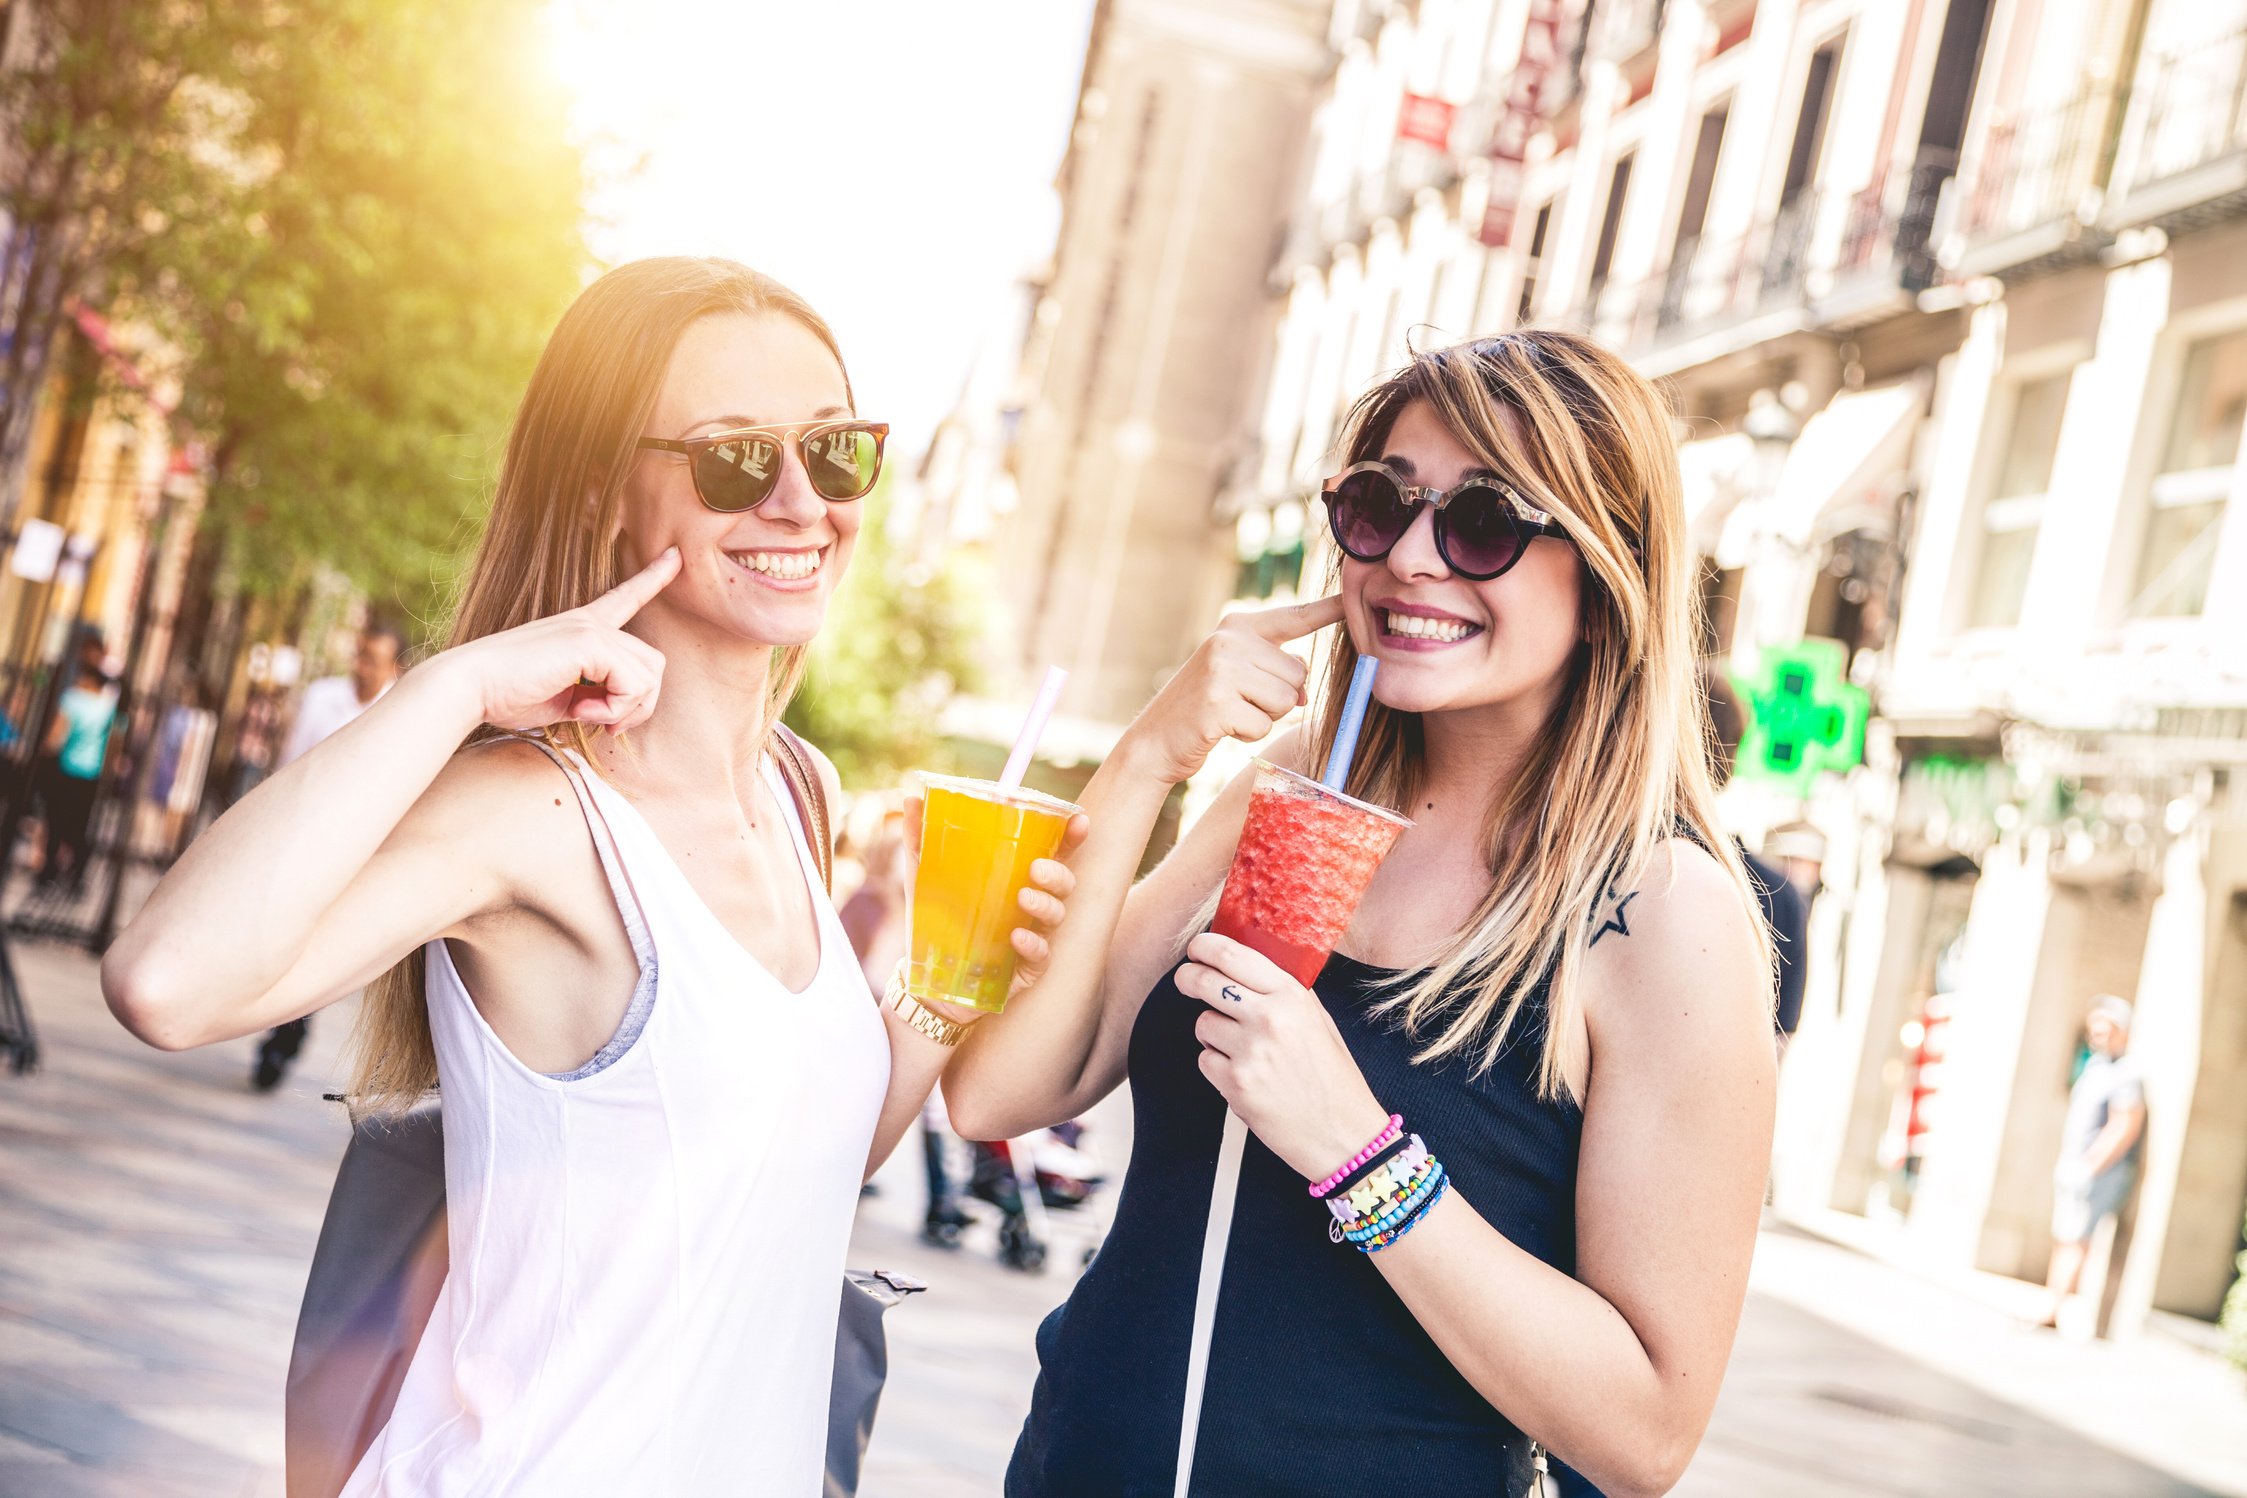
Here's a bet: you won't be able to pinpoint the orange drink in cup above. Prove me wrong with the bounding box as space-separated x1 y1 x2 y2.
907 775 1082 1013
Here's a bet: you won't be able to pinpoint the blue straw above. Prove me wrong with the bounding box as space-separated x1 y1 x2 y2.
1320 657 1380 791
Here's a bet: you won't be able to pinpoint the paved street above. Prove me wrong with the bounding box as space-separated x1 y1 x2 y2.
3 940 2244 1497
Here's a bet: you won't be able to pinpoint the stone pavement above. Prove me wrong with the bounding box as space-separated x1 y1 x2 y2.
3 939 2244 1497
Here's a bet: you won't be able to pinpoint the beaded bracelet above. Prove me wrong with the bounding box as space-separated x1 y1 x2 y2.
1309 1114 1404 1199
1326 1133 1413 1204
1329 1163 1436 1243
1360 1172 1450 1253
1342 1162 1447 1243
1326 1136 1431 1224
1328 1139 1433 1225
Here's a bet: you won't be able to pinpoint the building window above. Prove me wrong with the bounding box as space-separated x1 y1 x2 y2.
1589 155 1634 298
1783 35 1845 207
1966 369 2070 629
2129 329 2247 618
1515 199 1555 324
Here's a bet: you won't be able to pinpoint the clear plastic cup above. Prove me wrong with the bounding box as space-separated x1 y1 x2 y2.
1209 760 1412 986
907 775 1082 1013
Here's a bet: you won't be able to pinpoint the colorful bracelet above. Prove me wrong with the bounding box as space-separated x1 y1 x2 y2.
1327 1133 1412 1203
1332 1149 1431 1225
1342 1162 1447 1243
1360 1172 1450 1253
1326 1136 1431 1224
1309 1114 1404 1198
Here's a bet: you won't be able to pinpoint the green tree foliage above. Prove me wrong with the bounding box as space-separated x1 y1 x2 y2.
1 0 586 616
784 502 994 788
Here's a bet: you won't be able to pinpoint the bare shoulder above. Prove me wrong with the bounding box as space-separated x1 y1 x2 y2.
1583 836 1770 1042
414 737 604 907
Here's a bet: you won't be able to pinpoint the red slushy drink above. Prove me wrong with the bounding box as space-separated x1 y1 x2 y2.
1210 760 1411 986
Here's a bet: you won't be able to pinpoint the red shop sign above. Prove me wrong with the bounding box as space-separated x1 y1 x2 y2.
1479 0 1567 247
1396 93 1457 150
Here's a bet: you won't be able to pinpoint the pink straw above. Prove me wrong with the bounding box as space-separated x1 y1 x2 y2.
999 666 1068 788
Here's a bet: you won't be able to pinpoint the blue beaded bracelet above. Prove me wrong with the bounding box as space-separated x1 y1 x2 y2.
1361 1172 1449 1253
1327 1156 1439 1242
1341 1162 1446 1244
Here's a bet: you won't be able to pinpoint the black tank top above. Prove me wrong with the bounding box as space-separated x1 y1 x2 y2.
1007 952 1604 1496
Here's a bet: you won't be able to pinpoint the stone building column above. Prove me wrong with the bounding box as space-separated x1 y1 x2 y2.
2109 821 2247 1337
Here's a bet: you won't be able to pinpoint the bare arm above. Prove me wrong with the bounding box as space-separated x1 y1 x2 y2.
1379 846 1774 1496
103 552 679 1049
941 596 1342 1142
1178 841 1774 1498
940 742 1242 1139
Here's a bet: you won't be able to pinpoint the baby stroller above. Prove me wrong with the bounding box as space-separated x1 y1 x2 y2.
926 1122 1105 1273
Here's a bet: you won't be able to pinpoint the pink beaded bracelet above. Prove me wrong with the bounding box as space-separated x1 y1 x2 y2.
1308 1114 1404 1198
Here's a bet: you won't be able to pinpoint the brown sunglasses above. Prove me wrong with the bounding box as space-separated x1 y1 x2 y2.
637 419 889 513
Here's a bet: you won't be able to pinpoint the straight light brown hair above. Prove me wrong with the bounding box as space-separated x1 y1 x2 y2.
1304 330 1770 1097
347 257 851 1116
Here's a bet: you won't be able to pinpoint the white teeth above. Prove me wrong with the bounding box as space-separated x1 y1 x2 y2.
1383 609 1475 642
730 550 821 581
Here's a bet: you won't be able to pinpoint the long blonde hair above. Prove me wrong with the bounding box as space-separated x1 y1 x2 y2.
1307 330 1769 1096
347 257 852 1116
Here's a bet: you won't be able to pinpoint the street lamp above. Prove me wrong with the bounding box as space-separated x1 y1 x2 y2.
1742 384 1803 479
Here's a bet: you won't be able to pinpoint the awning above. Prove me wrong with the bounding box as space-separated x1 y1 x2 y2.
1765 381 1920 549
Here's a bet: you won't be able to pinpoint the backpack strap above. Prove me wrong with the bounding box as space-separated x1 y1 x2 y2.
769 723 833 894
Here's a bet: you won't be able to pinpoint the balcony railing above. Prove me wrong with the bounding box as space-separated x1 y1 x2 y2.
1616 192 1819 350
2115 25 2247 198
1958 82 2117 246
1839 148 1956 293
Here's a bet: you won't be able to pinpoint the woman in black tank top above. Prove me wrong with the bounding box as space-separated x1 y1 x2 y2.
947 331 1777 1497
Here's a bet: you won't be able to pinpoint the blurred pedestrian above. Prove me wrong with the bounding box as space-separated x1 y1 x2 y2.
105 257 1080 1496
837 807 910 991
1701 664 1812 1040
279 623 409 769
2039 994 2146 1329
34 658 117 893
251 621 407 1091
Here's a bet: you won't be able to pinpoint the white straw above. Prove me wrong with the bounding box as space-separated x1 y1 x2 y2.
999 666 1068 788
1174 1110 1248 1496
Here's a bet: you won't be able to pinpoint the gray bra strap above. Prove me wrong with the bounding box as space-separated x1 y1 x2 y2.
506 733 656 973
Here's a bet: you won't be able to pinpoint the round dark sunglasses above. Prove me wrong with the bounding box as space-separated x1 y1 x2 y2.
637 419 890 513
1321 460 1565 581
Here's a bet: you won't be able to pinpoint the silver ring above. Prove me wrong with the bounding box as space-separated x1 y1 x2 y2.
1220 984 1247 1003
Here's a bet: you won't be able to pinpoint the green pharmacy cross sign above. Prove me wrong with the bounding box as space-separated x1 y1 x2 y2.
1734 639 1869 793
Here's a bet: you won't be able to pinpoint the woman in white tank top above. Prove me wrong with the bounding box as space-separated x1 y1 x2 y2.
102 258 1084 1494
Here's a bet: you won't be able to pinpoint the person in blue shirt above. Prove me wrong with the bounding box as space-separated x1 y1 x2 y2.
2039 995 2147 1329
38 660 118 893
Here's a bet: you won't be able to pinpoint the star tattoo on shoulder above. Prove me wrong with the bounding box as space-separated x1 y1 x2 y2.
1590 890 1638 948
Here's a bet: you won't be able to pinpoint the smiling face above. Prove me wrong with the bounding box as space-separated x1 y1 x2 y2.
616 310 862 649
1340 399 1584 725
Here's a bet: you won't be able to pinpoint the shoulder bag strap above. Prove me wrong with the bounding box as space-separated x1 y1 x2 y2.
768 723 833 894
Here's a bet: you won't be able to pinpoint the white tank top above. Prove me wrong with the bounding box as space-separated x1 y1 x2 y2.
342 744 890 1496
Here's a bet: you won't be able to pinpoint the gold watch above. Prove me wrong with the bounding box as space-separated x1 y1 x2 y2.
884 964 969 1047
